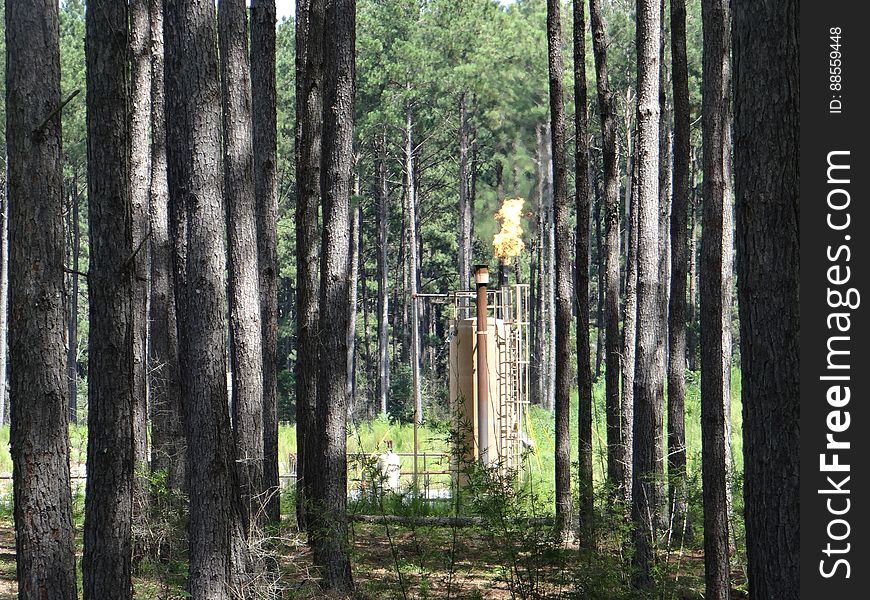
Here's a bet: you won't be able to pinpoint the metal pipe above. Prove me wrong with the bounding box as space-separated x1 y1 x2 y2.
475 265 489 464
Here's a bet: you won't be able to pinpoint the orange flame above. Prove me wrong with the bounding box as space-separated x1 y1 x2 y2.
492 197 526 261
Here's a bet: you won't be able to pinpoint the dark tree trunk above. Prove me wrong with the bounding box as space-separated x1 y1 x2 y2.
573 0 594 545
83 1 134 597
375 130 390 416
700 1 732 597
67 175 81 424
251 0 280 525
165 0 250 595
130 0 152 555
546 0 571 542
593 175 605 380
733 0 799 597
294 0 323 532
310 0 356 592
529 236 540 405
220 0 265 535
655 2 671 531
6 3 78 597
589 0 625 495
667 0 691 544
148 0 186 493
630 0 662 588
0 172 7 427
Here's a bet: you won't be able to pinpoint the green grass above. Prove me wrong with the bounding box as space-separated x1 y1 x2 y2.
0 367 743 514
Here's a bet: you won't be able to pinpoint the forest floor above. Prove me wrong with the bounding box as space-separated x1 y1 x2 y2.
0 518 747 599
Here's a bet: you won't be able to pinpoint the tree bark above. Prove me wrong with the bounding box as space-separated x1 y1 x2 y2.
67 175 81 424
347 179 360 412
0 174 7 427
593 174 605 380
655 2 671 531
687 157 699 371
294 0 323 532
700 1 733 597
733 0 799 597
375 129 390 416
130 0 152 555
220 0 265 535
165 0 251 595
667 0 691 544
251 0 280 525
573 0 594 545
589 0 625 495
630 0 662 588
545 127 557 413
531 124 546 408
82 1 134 596
405 106 423 426
148 0 186 493
621 140 638 509
546 0 572 542
6 3 78 596
311 0 356 591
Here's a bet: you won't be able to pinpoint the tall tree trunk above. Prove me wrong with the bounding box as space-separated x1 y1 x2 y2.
6 3 78 595
573 0 594 545
700 1 732 597
67 175 81 424
667 0 691 544
83 1 134 596
655 2 672 531
0 172 7 427
593 174 605 379
621 142 638 509
251 0 280 525
687 156 699 371
165 0 251 595
294 0 323 533
529 235 540 405
148 0 186 493
458 93 472 293
220 0 265 534
375 130 390 416
545 128 557 413
589 0 625 494
359 200 374 412
347 178 360 413
311 0 356 591
733 0 799 595
630 0 662 588
546 0 571 541
531 124 546 408
405 106 423 426
130 0 152 555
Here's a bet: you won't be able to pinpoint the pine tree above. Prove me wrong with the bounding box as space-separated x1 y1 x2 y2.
165 0 250 594
6 2 78 597
82 0 134 596
631 0 663 587
733 0 799 596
